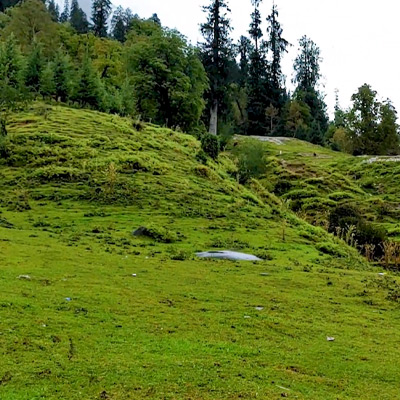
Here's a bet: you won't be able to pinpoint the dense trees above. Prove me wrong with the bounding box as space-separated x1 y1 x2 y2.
126 20 208 131
0 0 397 156
331 84 399 155
0 34 25 135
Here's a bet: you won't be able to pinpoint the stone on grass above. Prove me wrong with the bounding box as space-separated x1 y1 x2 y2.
18 275 31 280
196 251 261 261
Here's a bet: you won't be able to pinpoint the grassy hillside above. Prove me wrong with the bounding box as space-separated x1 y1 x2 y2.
243 136 400 239
1 104 400 399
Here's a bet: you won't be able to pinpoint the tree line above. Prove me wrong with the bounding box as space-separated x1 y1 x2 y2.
0 0 398 155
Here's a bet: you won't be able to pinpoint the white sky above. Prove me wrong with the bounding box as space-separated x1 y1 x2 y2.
77 0 400 118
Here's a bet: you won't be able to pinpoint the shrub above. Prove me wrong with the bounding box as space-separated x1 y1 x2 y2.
231 139 267 184
316 242 347 258
133 225 178 243
201 134 219 160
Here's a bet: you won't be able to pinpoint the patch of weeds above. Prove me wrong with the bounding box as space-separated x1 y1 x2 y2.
0 217 14 229
133 225 178 243
166 247 192 261
32 219 51 228
316 242 347 258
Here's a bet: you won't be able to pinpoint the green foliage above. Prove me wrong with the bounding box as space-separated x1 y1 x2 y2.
25 39 44 94
73 52 104 109
134 225 178 243
52 49 73 102
346 84 399 155
125 22 208 131
316 242 346 258
231 139 267 183
200 133 219 160
0 34 26 135
2 0 59 54
69 0 89 34
91 0 112 38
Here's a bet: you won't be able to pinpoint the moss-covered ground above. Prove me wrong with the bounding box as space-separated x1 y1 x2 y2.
1 104 400 399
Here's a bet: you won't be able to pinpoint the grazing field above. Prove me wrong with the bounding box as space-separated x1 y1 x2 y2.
1 104 400 399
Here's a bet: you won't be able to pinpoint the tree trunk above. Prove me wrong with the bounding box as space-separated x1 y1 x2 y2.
209 100 218 136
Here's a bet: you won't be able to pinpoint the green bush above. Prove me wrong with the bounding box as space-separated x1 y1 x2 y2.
231 139 267 184
133 225 178 243
201 134 219 160
316 242 347 258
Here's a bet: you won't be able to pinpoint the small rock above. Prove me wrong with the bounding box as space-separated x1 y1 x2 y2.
131 274 137 277
378 273 386 276
65 297 72 302
255 306 264 311
18 275 31 280
327 336 335 342
244 315 251 319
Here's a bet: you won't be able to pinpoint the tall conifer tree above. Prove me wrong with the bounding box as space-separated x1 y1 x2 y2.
69 0 89 33
92 0 112 37
200 0 233 135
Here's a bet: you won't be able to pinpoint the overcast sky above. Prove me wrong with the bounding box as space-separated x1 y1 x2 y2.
76 0 400 118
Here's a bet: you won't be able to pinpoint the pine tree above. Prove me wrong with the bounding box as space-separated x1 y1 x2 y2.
200 0 233 135
237 35 252 86
0 34 25 135
47 0 60 22
59 0 69 23
149 13 161 26
69 0 89 33
40 61 56 98
266 3 289 108
247 0 269 136
92 0 112 38
111 6 127 42
25 38 44 94
53 49 72 102
292 36 328 143
74 51 103 108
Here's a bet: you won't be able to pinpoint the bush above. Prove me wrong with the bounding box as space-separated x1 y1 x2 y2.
231 139 267 184
132 225 178 243
201 134 219 160
328 205 361 233
316 242 347 258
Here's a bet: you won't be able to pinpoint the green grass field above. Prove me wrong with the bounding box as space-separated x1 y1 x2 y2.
1 104 400 399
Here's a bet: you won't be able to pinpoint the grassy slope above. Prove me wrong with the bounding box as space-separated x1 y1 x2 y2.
251 137 400 238
1 105 400 399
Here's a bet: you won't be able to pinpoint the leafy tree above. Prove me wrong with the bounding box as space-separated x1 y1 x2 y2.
125 22 208 131
200 0 233 135
73 51 104 108
69 0 89 33
25 38 44 94
47 0 59 22
346 84 399 155
0 34 25 136
59 0 69 22
2 0 59 54
92 0 112 38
